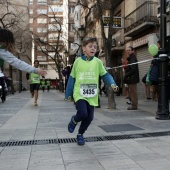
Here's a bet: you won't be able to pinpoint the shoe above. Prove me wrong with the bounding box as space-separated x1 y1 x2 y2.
68 116 77 133
126 101 131 105
77 134 85 145
127 106 137 110
34 102 38 106
31 94 34 98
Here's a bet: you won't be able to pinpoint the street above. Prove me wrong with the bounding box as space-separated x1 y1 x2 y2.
0 90 170 170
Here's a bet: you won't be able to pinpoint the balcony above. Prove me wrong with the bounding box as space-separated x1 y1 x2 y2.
124 1 159 37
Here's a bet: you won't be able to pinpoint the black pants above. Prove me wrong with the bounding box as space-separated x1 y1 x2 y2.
74 99 94 135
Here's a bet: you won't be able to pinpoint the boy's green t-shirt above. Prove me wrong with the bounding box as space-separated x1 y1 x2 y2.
71 57 107 106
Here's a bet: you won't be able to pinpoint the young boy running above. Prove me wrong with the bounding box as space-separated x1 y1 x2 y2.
65 37 118 145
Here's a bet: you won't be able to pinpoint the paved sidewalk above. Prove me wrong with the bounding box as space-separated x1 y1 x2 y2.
0 90 170 170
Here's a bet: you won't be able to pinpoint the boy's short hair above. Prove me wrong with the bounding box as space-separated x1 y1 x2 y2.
82 37 98 46
0 28 15 44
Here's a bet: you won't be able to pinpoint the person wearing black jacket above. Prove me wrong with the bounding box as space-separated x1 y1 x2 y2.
124 46 139 110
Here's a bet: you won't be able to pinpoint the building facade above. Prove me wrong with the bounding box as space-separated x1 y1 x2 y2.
71 0 169 98
29 0 67 88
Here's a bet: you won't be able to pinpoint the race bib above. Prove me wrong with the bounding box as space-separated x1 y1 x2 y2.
33 77 39 81
80 84 97 98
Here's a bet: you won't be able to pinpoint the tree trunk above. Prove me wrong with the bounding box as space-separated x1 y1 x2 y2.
108 86 116 109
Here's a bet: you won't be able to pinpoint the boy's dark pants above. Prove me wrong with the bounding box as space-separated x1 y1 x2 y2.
74 99 94 135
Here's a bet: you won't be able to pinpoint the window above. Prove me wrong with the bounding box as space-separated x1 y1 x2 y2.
70 24 74 32
48 24 60 31
48 52 56 59
50 17 62 23
29 18 33 23
49 5 63 12
70 7 75 13
40 64 48 69
39 37 47 41
37 56 46 61
29 9 33 14
37 28 47 33
48 33 59 40
37 18 47 23
37 46 46 51
29 0 33 4
37 9 47 14
37 0 47 4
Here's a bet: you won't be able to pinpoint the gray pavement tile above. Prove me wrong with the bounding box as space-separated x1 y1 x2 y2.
34 129 57 140
65 160 104 170
29 150 63 165
37 122 67 129
28 164 65 170
98 157 141 170
0 155 29 170
0 146 32 155
86 141 123 156
10 129 35 141
137 158 170 170
135 137 170 147
0 129 15 141
31 144 60 151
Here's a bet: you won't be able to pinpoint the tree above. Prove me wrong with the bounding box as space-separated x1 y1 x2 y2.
31 5 67 92
78 0 122 109
0 0 32 93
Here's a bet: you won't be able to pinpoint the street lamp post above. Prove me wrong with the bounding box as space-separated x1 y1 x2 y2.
155 0 170 119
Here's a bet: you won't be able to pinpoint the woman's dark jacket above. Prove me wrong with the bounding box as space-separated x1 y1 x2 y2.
150 54 159 83
124 53 139 84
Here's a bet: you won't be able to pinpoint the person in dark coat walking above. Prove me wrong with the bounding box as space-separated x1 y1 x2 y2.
123 46 139 110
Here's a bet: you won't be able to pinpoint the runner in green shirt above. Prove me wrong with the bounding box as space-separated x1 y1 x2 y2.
65 37 118 145
26 60 40 106
41 79 46 92
46 79 51 91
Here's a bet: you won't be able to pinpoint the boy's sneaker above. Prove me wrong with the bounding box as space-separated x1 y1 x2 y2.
68 116 77 133
77 134 85 145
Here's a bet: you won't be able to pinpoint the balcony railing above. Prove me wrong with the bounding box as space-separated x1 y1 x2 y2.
124 1 158 34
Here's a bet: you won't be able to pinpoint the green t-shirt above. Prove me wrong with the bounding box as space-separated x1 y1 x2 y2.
47 80 50 86
30 73 40 84
71 57 107 106
41 81 46 87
